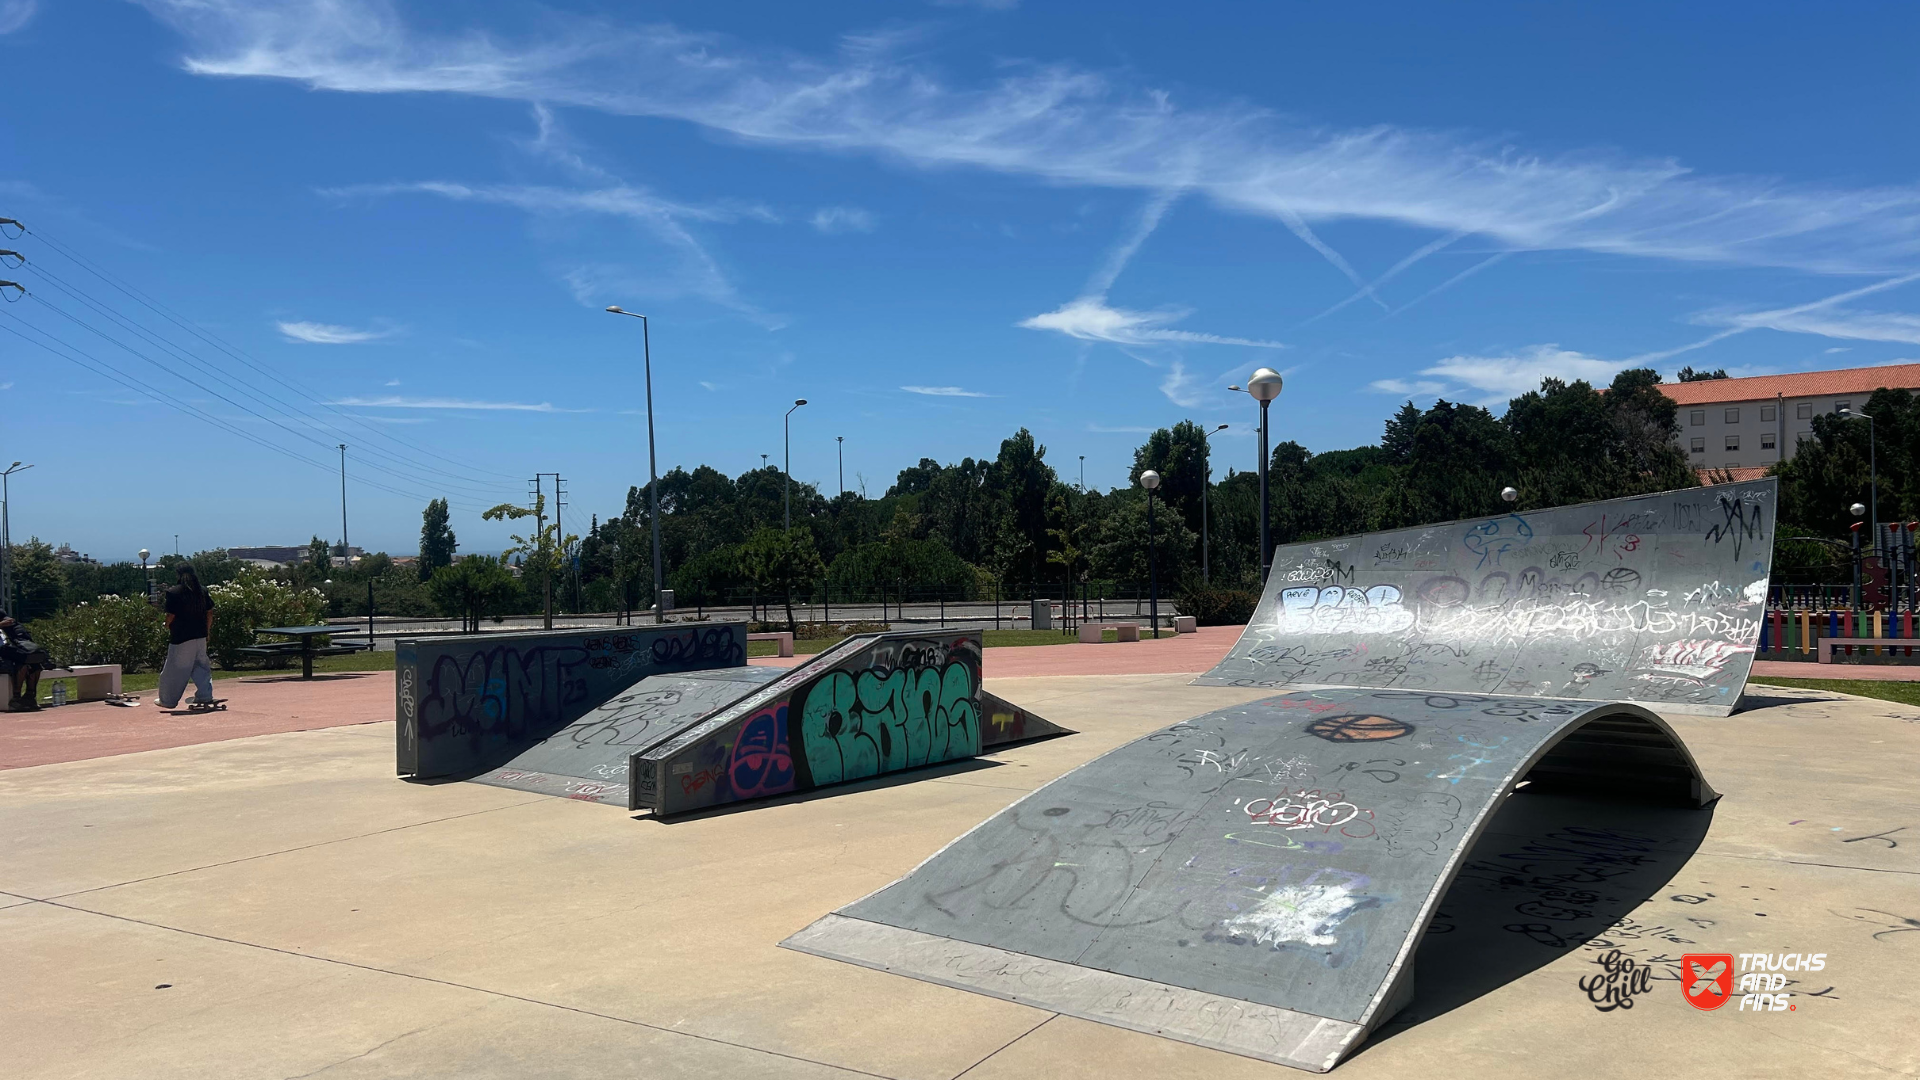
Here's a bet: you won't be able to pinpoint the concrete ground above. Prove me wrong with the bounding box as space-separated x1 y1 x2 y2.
3 655 1917 1077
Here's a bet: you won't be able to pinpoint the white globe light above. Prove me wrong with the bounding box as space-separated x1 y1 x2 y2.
1501 487 1519 503
1246 368 1284 403
1851 503 1868 517
1140 470 1161 490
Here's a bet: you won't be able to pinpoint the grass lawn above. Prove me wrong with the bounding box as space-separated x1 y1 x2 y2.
1749 677 1920 708
40 649 396 700
747 627 1159 656
37 627 1147 700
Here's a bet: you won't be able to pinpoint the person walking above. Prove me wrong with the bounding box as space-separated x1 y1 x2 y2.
157 564 217 710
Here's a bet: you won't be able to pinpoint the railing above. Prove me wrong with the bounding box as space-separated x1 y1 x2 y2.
1759 606 1920 659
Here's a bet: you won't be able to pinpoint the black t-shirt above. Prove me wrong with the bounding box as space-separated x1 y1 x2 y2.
164 586 215 645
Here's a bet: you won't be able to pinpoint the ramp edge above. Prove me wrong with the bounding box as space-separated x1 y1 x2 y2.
781 913 1361 1073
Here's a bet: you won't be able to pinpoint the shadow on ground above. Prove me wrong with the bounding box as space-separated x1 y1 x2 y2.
237 672 378 684
1356 789 1715 1055
639 756 1010 823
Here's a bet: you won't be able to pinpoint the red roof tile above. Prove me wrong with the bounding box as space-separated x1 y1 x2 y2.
1659 363 1920 405
1695 466 1772 483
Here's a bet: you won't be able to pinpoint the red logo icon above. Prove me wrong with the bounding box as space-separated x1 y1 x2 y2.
1682 953 1734 1010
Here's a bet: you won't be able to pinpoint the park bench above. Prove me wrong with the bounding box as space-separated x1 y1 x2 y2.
748 631 795 657
1818 637 1920 663
3 663 123 703
1077 622 1141 644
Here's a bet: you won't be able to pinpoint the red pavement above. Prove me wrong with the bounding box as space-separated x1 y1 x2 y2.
0 672 393 770
9 631 1915 771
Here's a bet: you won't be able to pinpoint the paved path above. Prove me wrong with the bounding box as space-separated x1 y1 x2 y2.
0 674 393 770
3 676 1915 1079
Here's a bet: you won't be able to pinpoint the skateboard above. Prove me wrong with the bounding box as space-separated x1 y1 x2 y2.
185 698 228 713
104 693 141 707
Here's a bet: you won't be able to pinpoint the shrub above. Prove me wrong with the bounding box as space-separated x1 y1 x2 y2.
1178 583 1260 627
206 572 327 669
30 594 169 672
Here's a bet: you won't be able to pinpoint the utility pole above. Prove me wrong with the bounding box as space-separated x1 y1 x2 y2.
554 474 570 616
531 474 554 629
0 462 30 613
337 444 349 563
837 436 844 497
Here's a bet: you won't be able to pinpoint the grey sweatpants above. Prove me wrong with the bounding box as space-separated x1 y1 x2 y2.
158 638 215 708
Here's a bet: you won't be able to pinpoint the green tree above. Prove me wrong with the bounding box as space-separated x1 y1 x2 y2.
6 538 65 620
426 556 522 632
1131 420 1211 537
484 494 576 630
738 527 826 632
306 536 332 574
419 498 458 580
1677 366 1729 382
204 571 327 669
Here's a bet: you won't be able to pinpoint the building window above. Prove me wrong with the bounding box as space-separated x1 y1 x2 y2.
1761 405 1776 421
1725 435 1740 451
1690 410 1705 426
1725 408 1740 423
1836 400 1851 414
1726 461 1740 468
1690 437 1706 453
1797 402 1813 419
1762 432 1776 450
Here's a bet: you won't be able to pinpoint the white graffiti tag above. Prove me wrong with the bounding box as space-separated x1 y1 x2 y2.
1219 881 1372 948
1639 638 1754 680
1245 789 1365 831
1277 584 1415 634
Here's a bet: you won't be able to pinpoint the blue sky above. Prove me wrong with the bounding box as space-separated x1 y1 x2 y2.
8 1 1920 561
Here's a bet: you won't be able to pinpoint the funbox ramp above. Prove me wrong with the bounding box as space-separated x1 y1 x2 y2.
440 626 1069 813
783 688 1717 1072
1196 478 1777 717
629 628 1070 816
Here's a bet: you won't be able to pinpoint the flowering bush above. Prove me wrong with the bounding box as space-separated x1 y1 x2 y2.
30 594 169 672
207 572 327 669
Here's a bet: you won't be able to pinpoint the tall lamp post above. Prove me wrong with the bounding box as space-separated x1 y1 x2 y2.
1 461 31 613
784 399 808 530
605 306 667 622
836 436 844 497
337 444 349 563
1229 368 1285 584
138 548 152 606
1200 424 1228 584
1141 469 1161 639
1851 502 1868 609
1838 405 1878 558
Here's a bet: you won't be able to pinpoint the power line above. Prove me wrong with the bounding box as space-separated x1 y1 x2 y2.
0 311 492 513
19 222 526 486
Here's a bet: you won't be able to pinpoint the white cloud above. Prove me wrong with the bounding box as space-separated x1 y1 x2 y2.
1386 345 1624 406
136 0 1920 275
1020 297 1284 348
0 0 35 35
1367 378 1449 396
277 320 390 344
1825 347 1851 354
1696 305 1920 346
384 378 401 386
699 381 722 392
901 385 989 397
811 207 875 234
328 395 588 413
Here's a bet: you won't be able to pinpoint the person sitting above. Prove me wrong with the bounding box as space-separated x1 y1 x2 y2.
1 611 49 712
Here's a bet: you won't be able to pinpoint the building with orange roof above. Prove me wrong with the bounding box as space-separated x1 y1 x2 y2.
1656 362 1920 474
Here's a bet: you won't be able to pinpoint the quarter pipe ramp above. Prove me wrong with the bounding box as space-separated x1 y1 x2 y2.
1195 479 1777 716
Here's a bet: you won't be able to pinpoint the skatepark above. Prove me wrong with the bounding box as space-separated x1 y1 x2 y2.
5 481 1918 1078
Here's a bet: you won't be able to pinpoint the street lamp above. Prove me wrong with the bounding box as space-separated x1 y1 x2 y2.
1837 405 1878 557
1201 424 1229 584
1850 503 1868 609
1079 455 1086 492
138 548 152 606
1230 368 1285 583
785 399 808 530
0 461 31 613
1141 469 1161 639
605 306 667 623
1501 486 1519 505
837 436 844 497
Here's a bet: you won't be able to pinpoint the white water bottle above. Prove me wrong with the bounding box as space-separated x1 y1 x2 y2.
51 681 67 707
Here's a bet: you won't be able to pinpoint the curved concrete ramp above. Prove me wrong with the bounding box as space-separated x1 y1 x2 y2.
1196 479 1776 716
783 689 1715 1072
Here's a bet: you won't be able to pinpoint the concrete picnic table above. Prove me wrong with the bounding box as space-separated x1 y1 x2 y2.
242 625 373 679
